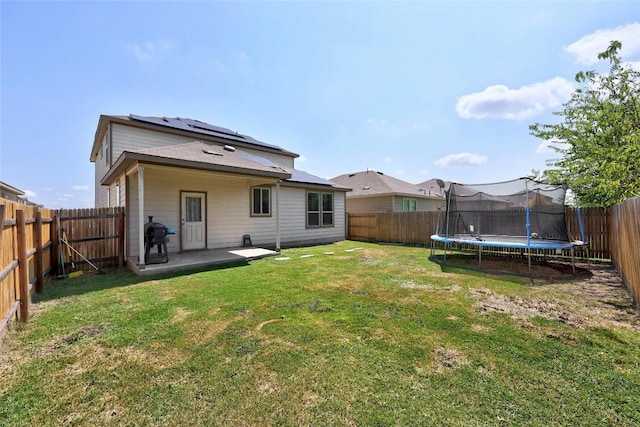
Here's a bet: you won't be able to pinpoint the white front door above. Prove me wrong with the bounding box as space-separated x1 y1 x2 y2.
181 192 206 250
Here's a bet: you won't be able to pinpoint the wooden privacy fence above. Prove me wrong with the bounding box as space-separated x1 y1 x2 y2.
348 207 611 259
1 199 125 338
1 201 54 337
56 208 126 273
610 197 640 304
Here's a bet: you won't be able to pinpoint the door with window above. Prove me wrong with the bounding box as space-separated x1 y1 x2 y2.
181 192 206 250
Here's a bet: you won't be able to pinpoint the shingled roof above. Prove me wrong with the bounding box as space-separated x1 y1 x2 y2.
331 170 440 199
91 114 298 163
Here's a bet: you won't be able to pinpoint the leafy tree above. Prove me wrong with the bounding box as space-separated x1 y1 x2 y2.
530 41 640 207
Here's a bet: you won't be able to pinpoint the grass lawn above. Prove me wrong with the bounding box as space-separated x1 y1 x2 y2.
1 241 639 426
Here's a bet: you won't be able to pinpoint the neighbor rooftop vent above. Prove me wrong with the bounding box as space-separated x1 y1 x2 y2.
223 145 236 152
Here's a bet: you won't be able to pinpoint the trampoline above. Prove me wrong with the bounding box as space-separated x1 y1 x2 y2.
429 178 587 275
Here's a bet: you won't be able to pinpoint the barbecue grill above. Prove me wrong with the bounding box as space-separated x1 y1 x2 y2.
144 216 170 264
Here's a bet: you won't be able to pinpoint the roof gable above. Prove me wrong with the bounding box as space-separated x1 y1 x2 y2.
332 170 439 199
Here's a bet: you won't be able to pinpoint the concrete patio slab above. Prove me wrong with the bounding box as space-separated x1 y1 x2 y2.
127 247 279 276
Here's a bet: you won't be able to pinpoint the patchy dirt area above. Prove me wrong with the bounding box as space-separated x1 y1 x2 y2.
468 261 640 332
434 253 593 281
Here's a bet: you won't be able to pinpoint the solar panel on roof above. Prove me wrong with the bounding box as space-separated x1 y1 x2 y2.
187 121 246 139
128 114 287 152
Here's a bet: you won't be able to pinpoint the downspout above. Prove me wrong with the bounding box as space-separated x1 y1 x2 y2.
525 179 531 276
275 180 281 252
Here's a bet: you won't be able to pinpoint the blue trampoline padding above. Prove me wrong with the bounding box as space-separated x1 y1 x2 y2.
430 234 585 250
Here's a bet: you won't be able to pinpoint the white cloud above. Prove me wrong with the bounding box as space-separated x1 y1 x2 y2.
297 155 308 162
126 41 173 62
24 190 36 198
536 139 570 154
394 169 405 175
456 77 575 120
535 141 555 154
384 156 393 163
418 168 431 176
564 23 640 66
63 193 74 198
72 185 89 190
435 153 488 167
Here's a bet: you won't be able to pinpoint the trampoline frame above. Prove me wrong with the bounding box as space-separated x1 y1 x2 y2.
429 179 589 275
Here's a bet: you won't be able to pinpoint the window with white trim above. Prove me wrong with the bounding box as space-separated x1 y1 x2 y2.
307 191 333 227
251 187 271 216
403 198 417 212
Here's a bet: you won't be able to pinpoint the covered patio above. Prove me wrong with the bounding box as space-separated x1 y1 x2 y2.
127 247 279 276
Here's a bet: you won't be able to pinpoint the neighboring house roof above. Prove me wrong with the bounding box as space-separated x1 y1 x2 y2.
331 170 440 199
416 178 450 197
90 114 298 162
0 181 25 198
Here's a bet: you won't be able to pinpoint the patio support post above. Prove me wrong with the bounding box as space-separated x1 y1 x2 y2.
138 165 145 268
275 180 281 251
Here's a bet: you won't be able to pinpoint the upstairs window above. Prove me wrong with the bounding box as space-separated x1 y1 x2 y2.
251 187 271 216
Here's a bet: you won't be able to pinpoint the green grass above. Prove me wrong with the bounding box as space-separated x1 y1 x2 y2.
2 241 639 426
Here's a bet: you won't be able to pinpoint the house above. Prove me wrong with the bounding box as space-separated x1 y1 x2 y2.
90 114 349 270
331 170 442 213
0 181 25 203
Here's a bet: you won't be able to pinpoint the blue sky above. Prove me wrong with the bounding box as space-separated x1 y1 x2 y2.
1 1 639 208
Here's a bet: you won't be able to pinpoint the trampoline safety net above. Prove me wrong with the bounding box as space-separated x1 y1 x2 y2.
441 178 573 242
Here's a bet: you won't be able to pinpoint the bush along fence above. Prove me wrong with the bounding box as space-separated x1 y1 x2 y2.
610 196 640 304
1 198 125 338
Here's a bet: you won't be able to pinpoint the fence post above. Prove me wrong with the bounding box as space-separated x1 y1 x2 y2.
34 208 44 293
53 213 60 277
16 210 30 321
0 204 4 254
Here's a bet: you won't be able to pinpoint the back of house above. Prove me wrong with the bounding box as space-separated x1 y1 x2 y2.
90 114 349 269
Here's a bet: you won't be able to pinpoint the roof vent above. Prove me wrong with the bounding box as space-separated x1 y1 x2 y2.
223 145 236 152
202 149 222 156
363 186 371 190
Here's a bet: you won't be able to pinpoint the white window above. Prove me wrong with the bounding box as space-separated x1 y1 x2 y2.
307 191 334 227
403 198 417 212
251 187 271 216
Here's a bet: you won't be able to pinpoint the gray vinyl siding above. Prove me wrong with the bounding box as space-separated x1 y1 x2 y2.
111 124 295 171
392 196 442 212
279 186 346 246
126 165 345 258
128 166 280 257
94 131 110 208
346 195 394 213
